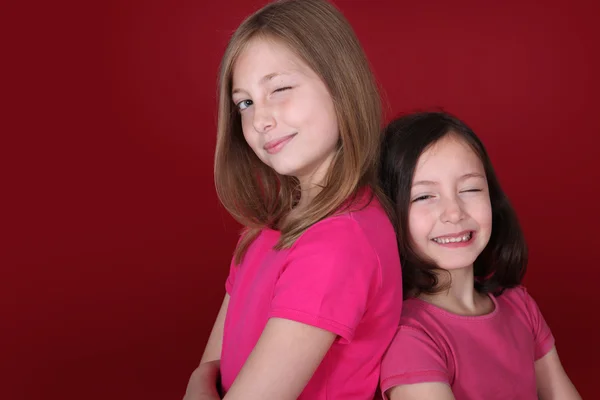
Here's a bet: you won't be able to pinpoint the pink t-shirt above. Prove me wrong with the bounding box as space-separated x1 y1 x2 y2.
380 286 555 399
220 194 403 399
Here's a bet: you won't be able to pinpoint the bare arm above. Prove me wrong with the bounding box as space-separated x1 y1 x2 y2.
535 346 581 400
222 317 336 400
387 382 455 400
183 294 230 400
200 294 229 363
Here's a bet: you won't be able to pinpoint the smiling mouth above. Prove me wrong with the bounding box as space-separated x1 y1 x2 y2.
432 231 473 244
263 133 296 153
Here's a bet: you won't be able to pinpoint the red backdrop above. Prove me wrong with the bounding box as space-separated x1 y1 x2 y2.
4 0 598 399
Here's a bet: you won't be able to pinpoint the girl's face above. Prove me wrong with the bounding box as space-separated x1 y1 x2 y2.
231 37 339 188
408 134 492 271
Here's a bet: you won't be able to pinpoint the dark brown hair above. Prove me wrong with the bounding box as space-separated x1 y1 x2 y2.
379 111 527 298
214 0 386 263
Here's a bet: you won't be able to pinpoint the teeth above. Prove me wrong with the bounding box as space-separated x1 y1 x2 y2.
433 232 472 244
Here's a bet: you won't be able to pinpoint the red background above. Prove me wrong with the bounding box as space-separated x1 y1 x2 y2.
4 0 598 399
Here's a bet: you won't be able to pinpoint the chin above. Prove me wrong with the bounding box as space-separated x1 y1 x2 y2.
434 257 477 271
261 159 295 176
271 166 300 177
271 160 310 178
436 264 474 271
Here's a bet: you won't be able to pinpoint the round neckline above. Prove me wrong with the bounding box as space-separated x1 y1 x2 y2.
411 292 499 321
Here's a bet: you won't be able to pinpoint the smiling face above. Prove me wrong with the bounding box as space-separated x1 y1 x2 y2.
231 36 339 188
408 133 493 271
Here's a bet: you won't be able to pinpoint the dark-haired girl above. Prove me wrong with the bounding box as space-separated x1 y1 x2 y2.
378 112 580 400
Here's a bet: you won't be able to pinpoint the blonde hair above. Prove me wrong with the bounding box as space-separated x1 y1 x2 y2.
214 0 384 263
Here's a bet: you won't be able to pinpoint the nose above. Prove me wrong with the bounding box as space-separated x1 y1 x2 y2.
252 104 276 133
440 196 466 224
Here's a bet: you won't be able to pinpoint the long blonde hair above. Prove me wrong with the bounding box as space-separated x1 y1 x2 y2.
214 0 384 263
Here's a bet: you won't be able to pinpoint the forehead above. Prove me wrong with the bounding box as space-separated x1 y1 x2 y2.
232 36 308 86
414 134 484 177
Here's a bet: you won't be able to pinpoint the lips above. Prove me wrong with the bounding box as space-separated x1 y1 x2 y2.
432 230 473 241
263 133 296 154
433 231 473 244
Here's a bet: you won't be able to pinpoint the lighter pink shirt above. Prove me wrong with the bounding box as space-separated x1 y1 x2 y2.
220 194 403 399
380 286 555 400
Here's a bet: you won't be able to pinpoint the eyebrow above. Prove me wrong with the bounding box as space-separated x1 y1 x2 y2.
231 72 286 96
412 172 485 187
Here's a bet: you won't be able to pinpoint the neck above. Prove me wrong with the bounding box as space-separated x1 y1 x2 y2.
419 265 493 316
295 183 322 211
282 180 322 225
294 149 338 211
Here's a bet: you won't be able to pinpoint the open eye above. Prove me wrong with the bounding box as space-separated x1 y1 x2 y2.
236 99 253 111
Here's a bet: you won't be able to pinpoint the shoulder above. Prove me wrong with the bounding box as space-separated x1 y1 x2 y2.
292 200 384 252
382 301 453 389
293 198 397 258
289 214 380 269
396 305 442 348
394 298 461 357
499 285 528 298
343 191 394 232
280 206 389 291
499 286 555 359
291 188 394 243
386 302 448 359
397 299 448 335
495 285 547 330
304 193 396 255
294 214 370 243
495 285 536 313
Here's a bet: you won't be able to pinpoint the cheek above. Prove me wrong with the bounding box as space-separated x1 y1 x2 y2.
240 115 258 147
293 88 338 137
319 100 338 139
408 207 433 244
472 198 493 230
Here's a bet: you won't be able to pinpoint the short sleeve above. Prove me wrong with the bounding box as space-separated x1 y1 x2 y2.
225 233 247 295
269 217 381 342
380 326 450 398
521 287 555 360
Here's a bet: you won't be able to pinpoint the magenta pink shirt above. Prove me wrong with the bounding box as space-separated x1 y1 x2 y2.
380 286 555 399
220 194 403 399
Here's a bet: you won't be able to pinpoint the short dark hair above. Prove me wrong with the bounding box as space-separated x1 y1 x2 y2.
379 111 527 298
